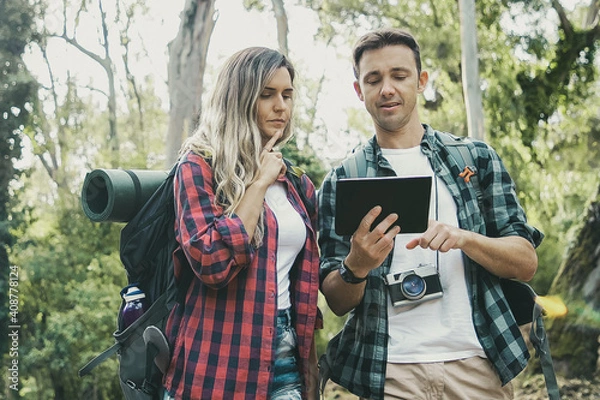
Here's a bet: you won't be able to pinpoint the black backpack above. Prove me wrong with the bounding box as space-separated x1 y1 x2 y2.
79 163 183 399
79 159 313 399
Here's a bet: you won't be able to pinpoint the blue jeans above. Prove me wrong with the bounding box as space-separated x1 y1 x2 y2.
268 308 303 399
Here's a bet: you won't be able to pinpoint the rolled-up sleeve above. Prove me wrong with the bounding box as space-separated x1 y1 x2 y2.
476 141 544 248
174 154 256 288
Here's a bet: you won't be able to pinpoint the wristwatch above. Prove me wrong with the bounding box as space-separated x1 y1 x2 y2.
339 261 368 284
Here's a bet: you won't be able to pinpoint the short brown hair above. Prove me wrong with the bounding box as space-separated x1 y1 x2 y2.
352 28 422 79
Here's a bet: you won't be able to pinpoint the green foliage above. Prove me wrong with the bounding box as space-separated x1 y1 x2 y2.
545 315 600 378
9 198 125 398
5 0 172 396
116 77 170 169
243 0 267 12
315 294 346 355
282 136 327 186
0 0 38 367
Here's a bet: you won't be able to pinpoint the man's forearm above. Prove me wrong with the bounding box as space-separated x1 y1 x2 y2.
461 233 538 281
321 269 367 316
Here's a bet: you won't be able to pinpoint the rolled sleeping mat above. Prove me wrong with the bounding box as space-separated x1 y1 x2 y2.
81 169 168 222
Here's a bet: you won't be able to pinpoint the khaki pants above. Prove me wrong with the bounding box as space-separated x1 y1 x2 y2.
372 357 514 400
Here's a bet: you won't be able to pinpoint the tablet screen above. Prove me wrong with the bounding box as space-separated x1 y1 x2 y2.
335 176 432 236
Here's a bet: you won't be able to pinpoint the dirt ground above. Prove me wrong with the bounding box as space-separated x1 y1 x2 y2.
513 374 600 400
322 373 600 399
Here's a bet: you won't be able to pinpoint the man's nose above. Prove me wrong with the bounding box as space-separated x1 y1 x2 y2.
380 78 395 97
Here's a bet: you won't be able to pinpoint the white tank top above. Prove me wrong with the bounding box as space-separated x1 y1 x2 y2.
264 181 306 310
382 146 485 363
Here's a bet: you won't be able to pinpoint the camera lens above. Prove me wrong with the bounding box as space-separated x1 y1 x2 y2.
401 274 426 300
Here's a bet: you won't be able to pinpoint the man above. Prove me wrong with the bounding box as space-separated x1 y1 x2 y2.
317 28 543 399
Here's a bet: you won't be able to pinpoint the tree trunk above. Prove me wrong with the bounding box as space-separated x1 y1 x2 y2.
107 63 118 165
546 185 600 378
165 0 216 166
271 0 289 56
59 0 120 167
458 0 485 140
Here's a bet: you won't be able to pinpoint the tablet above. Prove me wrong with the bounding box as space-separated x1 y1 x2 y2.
335 176 432 236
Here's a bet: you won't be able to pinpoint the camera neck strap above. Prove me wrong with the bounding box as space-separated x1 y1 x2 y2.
433 174 440 274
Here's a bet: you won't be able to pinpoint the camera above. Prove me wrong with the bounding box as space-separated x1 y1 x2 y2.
385 263 443 308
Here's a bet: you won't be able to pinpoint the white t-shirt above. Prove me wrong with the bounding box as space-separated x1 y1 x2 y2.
382 146 485 363
264 182 306 310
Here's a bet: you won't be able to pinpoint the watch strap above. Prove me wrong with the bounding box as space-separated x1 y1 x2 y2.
339 261 367 284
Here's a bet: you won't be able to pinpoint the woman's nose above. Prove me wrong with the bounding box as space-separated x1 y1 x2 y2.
274 95 287 111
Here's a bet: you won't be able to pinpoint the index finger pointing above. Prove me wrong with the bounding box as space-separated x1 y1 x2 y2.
263 131 282 152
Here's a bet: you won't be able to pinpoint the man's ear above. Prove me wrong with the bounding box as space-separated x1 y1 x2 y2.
417 70 428 93
353 81 364 101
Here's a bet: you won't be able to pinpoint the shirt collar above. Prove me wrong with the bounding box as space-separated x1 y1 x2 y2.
365 124 437 158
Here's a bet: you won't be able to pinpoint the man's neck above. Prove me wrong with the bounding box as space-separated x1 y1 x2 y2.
375 120 425 149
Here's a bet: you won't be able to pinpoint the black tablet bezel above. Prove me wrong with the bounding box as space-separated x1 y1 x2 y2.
334 176 432 236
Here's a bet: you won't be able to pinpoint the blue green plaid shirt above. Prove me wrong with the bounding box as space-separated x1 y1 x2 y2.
317 125 544 399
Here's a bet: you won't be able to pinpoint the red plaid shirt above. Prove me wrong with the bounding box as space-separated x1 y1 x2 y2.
163 152 320 399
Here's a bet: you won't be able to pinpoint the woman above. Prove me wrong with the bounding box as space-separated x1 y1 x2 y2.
162 47 320 399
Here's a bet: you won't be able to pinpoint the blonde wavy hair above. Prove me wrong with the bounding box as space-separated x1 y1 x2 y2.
180 47 295 246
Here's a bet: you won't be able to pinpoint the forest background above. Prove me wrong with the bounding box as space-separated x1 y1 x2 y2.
1 0 599 398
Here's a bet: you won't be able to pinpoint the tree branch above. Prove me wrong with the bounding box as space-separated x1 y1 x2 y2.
551 0 573 37
98 0 111 59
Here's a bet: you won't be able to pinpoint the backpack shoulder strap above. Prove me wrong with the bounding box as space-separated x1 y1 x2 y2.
438 132 483 210
340 135 483 206
530 304 561 400
340 145 368 178
78 342 120 377
284 160 315 217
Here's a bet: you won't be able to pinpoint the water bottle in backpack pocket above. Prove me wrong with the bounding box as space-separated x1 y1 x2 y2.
114 289 171 399
120 285 149 329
